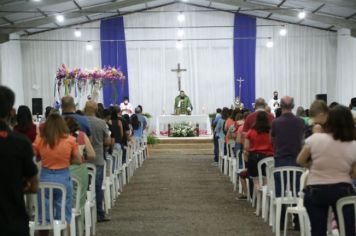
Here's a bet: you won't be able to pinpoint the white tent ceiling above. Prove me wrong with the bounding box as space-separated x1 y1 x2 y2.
1 0 356 37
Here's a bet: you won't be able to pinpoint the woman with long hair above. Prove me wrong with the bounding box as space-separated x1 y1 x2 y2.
65 117 95 230
33 113 82 236
131 114 142 139
297 105 356 236
244 111 273 192
14 105 37 142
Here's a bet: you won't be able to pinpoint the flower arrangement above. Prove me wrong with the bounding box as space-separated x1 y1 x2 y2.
56 64 125 97
170 122 196 137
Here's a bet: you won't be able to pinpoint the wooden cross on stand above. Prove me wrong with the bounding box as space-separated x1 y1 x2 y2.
236 77 244 98
171 63 187 91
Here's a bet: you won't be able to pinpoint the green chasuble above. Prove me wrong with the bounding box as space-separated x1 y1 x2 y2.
174 95 192 115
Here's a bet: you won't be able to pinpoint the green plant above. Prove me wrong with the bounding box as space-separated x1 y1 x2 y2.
142 112 152 119
147 135 160 145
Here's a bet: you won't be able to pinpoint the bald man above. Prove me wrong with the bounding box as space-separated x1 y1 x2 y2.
61 96 91 136
243 97 275 133
270 96 305 230
84 100 111 222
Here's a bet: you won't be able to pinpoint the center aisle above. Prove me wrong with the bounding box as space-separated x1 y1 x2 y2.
96 155 275 236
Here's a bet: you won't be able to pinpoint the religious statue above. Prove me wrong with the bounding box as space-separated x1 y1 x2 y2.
174 90 193 115
232 96 244 110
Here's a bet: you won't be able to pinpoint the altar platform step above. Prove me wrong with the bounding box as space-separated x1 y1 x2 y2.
149 137 214 156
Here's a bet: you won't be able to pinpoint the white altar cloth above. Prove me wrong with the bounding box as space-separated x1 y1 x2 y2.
155 115 212 137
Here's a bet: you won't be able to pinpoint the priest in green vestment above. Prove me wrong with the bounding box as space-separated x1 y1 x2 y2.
174 91 193 115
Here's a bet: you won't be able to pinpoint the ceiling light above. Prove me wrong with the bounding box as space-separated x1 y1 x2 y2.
181 0 189 2
177 28 184 37
279 28 287 36
177 12 185 23
86 42 93 51
56 14 64 23
74 29 82 38
298 11 306 19
266 40 274 48
176 40 183 50
32 0 41 2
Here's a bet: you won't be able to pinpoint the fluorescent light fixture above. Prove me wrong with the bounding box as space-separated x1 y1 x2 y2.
279 28 287 36
56 14 64 23
177 28 184 37
86 42 93 51
177 13 185 22
298 11 306 19
176 40 183 50
266 41 274 48
74 29 82 38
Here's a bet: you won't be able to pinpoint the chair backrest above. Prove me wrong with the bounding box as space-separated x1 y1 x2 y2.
272 166 305 199
299 170 309 191
35 182 67 225
71 174 82 213
218 139 225 157
106 156 114 177
257 157 274 187
112 148 123 170
86 163 96 198
336 195 356 236
227 143 234 158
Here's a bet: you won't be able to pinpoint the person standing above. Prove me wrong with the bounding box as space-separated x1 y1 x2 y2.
268 91 280 114
14 105 37 143
84 101 111 222
174 90 193 115
0 86 38 236
297 105 356 236
212 108 222 164
120 97 134 117
270 96 305 230
61 96 91 137
243 98 274 134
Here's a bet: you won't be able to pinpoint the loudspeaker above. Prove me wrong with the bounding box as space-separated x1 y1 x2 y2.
316 94 327 104
32 98 43 115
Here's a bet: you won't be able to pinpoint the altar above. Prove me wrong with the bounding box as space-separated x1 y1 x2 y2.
155 115 212 137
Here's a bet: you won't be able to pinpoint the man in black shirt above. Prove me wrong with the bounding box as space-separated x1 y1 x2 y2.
0 86 38 235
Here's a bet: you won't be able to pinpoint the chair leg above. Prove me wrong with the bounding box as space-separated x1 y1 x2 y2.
29 222 35 236
256 191 261 216
283 210 290 236
298 213 305 236
262 188 267 219
275 200 281 236
53 221 62 236
84 202 91 236
70 214 76 236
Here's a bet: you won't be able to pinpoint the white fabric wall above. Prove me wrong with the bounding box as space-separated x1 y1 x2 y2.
124 4 234 119
0 34 25 108
256 19 337 109
335 29 356 106
21 21 101 110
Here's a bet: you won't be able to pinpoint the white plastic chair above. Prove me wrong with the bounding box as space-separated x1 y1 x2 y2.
233 150 246 193
71 174 83 236
270 166 304 236
283 170 310 236
255 157 274 217
85 164 97 236
102 159 113 214
29 182 68 236
218 138 224 172
336 195 356 236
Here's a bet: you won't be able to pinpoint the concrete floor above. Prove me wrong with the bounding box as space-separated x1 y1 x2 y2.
96 155 294 236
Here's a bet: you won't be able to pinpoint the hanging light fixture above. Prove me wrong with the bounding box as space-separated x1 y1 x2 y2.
177 28 185 37
176 40 183 50
279 27 287 36
56 14 64 23
266 40 274 48
177 12 185 22
74 29 82 38
86 41 93 51
298 11 306 19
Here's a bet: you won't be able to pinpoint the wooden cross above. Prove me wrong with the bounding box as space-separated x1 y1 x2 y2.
236 77 244 98
171 63 187 91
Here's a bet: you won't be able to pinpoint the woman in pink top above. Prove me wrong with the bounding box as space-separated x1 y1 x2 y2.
297 105 356 236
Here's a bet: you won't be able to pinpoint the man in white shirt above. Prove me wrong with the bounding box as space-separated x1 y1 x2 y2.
268 91 280 114
120 97 134 116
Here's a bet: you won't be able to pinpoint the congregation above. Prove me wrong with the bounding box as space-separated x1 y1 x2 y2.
211 92 356 236
0 85 148 236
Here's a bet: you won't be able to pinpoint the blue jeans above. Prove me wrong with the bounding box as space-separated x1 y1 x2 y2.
213 136 219 162
95 165 105 218
304 183 355 236
39 168 73 223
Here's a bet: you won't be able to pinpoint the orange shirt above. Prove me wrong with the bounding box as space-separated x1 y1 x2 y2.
33 135 78 169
